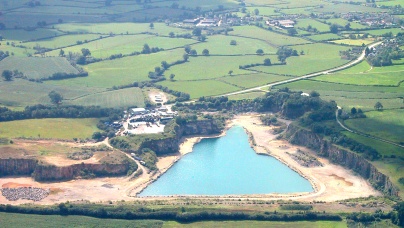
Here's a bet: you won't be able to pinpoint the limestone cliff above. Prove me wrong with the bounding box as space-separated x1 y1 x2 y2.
285 124 399 196
0 159 133 182
32 162 131 181
0 159 37 176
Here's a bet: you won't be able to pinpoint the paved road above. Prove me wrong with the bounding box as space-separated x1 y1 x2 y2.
220 41 382 97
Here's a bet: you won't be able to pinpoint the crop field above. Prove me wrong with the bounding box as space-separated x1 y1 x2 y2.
0 118 99 140
0 212 162 228
165 55 267 81
24 34 101 50
159 80 240 98
0 56 79 80
315 65 404 86
252 43 349 76
331 39 373 46
191 35 278 55
295 19 330 32
54 23 190 36
48 49 185 88
229 26 311 46
344 109 404 144
219 73 291 88
46 35 195 59
67 87 145 108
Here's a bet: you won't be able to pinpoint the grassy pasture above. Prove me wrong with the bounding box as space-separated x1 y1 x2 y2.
48 49 185 88
24 34 100 50
0 29 63 41
335 61 372 74
315 65 404 86
343 131 404 157
325 18 368 29
252 43 349 76
46 35 195 59
191 35 277 55
0 43 34 56
165 55 266 81
279 7 315 15
0 79 104 108
313 3 384 13
219 73 291 88
229 26 311 46
0 118 99 139
55 23 190 36
245 7 280 16
363 28 404 36
295 19 330 32
0 56 79 80
67 87 145 108
164 220 347 228
344 109 404 144
307 33 341 41
158 80 240 98
0 212 162 228
331 39 372 46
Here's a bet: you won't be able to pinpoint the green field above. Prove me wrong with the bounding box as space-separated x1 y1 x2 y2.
295 19 330 32
344 109 404 144
54 23 190 36
159 80 240 98
24 34 101 50
229 26 311 46
219 73 291 88
0 79 104 108
252 43 349 76
190 35 277 55
308 33 342 41
0 118 99 139
0 56 79 80
325 18 368 29
67 87 145 108
316 63 404 86
48 49 184 88
274 80 404 110
331 39 372 46
46 35 196 59
228 91 266 100
164 220 347 228
0 29 64 41
0 212 163 228
165 55 268 81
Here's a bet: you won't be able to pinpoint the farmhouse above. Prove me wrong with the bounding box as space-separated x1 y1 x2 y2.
278 20 295 28
183 18 201 25
131 108 147 115
197 19 217 27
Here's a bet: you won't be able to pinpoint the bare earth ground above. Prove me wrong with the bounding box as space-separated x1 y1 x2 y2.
0 114 380 205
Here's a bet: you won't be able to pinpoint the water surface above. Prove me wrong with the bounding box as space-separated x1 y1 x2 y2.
139 126 313 196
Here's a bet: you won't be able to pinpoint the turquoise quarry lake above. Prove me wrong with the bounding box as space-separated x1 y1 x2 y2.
139 126 313 196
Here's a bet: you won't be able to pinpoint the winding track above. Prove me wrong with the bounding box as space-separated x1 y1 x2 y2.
219 41 382 97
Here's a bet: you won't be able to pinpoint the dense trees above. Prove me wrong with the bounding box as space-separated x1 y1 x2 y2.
230 40 237 45
1 70 12 81
264 58 272 66
287 28 298 36
256 49 264 55
329 24 339 34
48 91 63 104
202 49 210 56
277 46 298 62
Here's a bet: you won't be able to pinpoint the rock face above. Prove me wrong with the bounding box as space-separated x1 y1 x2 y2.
140 119 222 155
286 124 399 196
0 159 37 176
0 159 132 182
32 162 131 181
